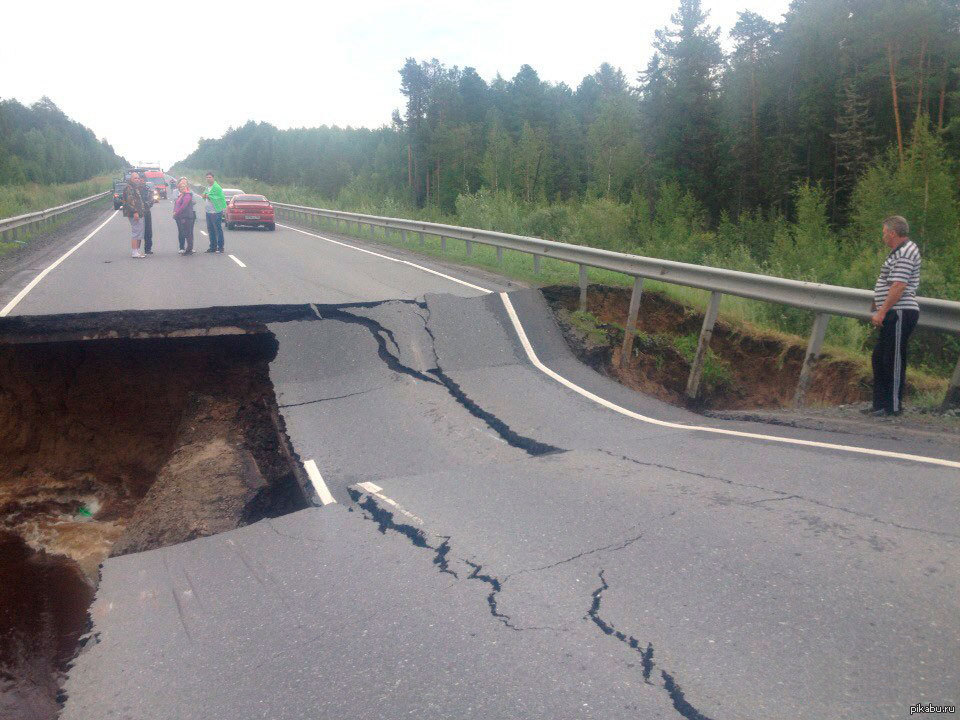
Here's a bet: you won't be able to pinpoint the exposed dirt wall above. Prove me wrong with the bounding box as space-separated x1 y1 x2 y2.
544 284 870 410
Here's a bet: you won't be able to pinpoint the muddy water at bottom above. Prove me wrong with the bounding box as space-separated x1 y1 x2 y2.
0 530 94 720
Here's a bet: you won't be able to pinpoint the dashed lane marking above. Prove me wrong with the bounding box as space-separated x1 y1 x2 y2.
498 292 960 471
200 230 208 236
228 254 246 268
277 223 492 294
304 460 336 505
1 210 119 317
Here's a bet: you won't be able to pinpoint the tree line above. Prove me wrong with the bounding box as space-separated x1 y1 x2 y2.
176 0 958 224
0 97 127 185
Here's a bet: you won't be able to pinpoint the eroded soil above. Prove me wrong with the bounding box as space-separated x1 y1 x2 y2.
0 331 308 719
545 284 871 410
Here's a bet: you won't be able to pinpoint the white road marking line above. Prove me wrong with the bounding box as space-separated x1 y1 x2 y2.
499 292 960 470
352 482 424 524
304 459 336 505
200 230 208 236
228 254 246 268
278 223 492 293
1 210 119 317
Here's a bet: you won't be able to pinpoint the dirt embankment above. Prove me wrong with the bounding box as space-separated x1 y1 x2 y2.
0 331 308 719
545 284 874 411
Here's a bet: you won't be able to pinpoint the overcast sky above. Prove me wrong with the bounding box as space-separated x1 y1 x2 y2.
2 0 790 169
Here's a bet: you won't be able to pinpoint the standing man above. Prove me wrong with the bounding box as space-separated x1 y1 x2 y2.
203 172 226 253
870 215 921 416
139 178 156 255
122 173 146 258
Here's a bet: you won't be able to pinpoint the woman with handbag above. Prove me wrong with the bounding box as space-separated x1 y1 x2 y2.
172 178 196 255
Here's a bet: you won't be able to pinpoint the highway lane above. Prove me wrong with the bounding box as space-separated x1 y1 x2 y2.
2 204 956 718
5 198 508 315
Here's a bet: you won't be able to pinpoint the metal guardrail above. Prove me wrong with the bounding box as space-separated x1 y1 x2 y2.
0 191 112 243
273 202 960 407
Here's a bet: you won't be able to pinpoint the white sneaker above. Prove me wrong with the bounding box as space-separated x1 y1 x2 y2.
178 249 185 255
132 250 139 258
139 251 146 258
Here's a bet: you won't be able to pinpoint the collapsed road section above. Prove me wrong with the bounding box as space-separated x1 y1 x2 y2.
0 306 317 720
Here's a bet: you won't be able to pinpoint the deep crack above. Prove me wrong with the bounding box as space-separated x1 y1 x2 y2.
322 307 442 386
348 488 431 548
464 560 518 630
587 570 715 717
433 536 458 579
428 368 565 456
326 304 565 457
661 670 715 720
349 489 554 632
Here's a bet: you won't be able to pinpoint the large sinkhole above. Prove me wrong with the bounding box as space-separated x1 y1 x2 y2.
0 317 312 719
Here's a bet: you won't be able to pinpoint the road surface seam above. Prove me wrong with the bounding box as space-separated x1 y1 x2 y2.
499 292 960 470
603 450 959 540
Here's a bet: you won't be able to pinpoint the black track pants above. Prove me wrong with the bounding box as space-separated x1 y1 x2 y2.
871 309 919 413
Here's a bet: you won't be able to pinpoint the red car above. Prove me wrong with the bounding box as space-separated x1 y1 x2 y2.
224 194 276 230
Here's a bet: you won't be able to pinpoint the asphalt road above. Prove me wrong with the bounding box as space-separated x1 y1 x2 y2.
3 204 957 719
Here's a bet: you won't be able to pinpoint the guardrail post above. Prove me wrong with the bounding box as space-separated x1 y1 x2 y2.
418 232 424 246
533 254 541 274
619 277 644 368
401 229 407 243
793 313 830 408
685 291 723 400
496 246 503 264
441 236 446 254
370 223 375 239
578 264 589 312
465 239 472 256
942 353 960 410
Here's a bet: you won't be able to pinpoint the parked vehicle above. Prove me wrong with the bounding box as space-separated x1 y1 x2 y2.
224 194 276 230
112 180 127 210
222 188 244 201
144 170 168 199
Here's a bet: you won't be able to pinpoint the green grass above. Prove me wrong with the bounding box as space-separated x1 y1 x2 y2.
0 175 116 257
567 310 609 345
0 175 116 218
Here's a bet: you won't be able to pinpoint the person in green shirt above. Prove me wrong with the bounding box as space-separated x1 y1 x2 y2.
203 171 227 253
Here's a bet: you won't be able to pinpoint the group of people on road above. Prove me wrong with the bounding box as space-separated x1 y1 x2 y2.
121 171 227 258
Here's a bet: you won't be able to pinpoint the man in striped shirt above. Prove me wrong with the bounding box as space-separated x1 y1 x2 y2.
869 215 921 416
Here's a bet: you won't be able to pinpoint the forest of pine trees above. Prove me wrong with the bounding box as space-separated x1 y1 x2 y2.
0 97 126 184
177 0 959 224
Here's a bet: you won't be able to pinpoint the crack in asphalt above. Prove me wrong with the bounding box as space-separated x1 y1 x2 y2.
603 450 960 541
506 527 645 580
749 494 800 505
433 536 458 579
349 488 558 632
416 303 565 457
464 560 519 630
278 388 380 409
325 303 564 457
587 570 716 719
427 368 565 456
321 306 442 387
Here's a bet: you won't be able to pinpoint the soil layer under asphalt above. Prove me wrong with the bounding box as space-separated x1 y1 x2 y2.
0 326 309 720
